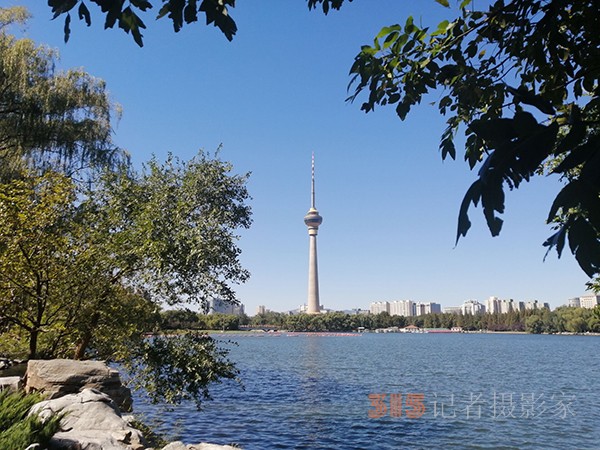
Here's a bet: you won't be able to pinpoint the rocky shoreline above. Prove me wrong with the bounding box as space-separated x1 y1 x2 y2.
0 359 239 450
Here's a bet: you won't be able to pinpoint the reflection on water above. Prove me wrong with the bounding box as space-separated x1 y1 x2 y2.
132 333 600 450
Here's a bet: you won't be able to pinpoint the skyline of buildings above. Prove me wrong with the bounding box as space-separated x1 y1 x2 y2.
262 293 594 317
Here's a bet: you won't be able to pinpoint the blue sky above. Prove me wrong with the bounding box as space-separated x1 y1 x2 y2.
14 0 592 313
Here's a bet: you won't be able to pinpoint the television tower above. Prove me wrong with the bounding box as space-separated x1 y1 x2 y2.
304 153 323 314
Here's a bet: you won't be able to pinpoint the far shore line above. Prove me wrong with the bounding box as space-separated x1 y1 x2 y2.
147 329 600 337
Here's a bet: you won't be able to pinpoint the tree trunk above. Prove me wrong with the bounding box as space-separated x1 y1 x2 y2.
73 312 100 360
29 328 38 360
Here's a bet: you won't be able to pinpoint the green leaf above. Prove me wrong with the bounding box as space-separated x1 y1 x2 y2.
506 85 555 115
469 118 518 144
63 12 71 43
130 0 153 11
456 180 482 244
376 24 401 39
568 218 600 277
433 20 450 36
543 223 567 260
554 141 596 174
49 0 77 19
78 2 91 27
435 0 450 7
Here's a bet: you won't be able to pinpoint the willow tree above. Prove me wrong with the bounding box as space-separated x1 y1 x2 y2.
0 6 125 180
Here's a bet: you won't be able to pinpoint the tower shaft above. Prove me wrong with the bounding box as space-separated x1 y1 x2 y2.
304 153 323 314
307 234 320 313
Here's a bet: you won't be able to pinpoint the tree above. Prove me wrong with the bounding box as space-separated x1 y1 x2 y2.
124 332 239 408
346 0 600 283
0 171 84 358
47 0 350 47
0 7 126 180
0 10 251 407
525 315 544 334
70 151 251 358
0 152 250 406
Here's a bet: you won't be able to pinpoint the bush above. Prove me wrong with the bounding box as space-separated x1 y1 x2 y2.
0 390 62 449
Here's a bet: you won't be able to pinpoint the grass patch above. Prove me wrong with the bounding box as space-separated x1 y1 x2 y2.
0 390 62 449
127 417 169 449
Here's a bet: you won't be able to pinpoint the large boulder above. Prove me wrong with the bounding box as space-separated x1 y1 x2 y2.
29 388 146 450
25 359 132 411
0 376 21 392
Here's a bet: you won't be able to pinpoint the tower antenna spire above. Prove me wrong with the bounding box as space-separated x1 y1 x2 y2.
311 152 316 209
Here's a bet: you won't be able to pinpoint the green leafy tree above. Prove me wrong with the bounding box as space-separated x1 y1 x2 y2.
203 313 240 331
70 151 251 358
0 152 250 406
122 332 239 408
46 0 350 46
0 7 125 180
525 315 544 334
347 0 600 282
0 171 90 358
161 308 202 330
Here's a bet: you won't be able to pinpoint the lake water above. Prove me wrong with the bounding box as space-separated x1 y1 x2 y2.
133 333 600 449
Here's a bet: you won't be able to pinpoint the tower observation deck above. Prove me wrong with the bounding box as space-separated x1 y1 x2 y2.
304 153 322 314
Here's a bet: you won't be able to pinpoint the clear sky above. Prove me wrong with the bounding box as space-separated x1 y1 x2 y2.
14 0 592 313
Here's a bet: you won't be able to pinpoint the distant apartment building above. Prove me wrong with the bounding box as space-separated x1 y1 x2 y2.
389 300 414 317
256 305 269 315
207 298 245 316
500 299 517 314
486 296 501 314
370 301 390 314
524 300 550 311
342 308 370 315
461 300 486 315
370 300 440 316
487 297 526 313
443 306 462 315
568 297 581 308
579 295 600 309
414 302 442 315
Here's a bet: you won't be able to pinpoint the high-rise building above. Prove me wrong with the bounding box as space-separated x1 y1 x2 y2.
500 299 515 314
207 298 245 316
461 300 485 315
486 296 501 314
304 153 323 314
390 300 414 317
370 301 390 315
443 306 462 315
579 295 600 309
414 302 441 315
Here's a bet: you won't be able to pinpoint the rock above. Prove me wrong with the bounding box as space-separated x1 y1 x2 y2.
161 442 240 450
0 376 21 392
0 358 10 370
29 388 147 450
25 359 132 411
